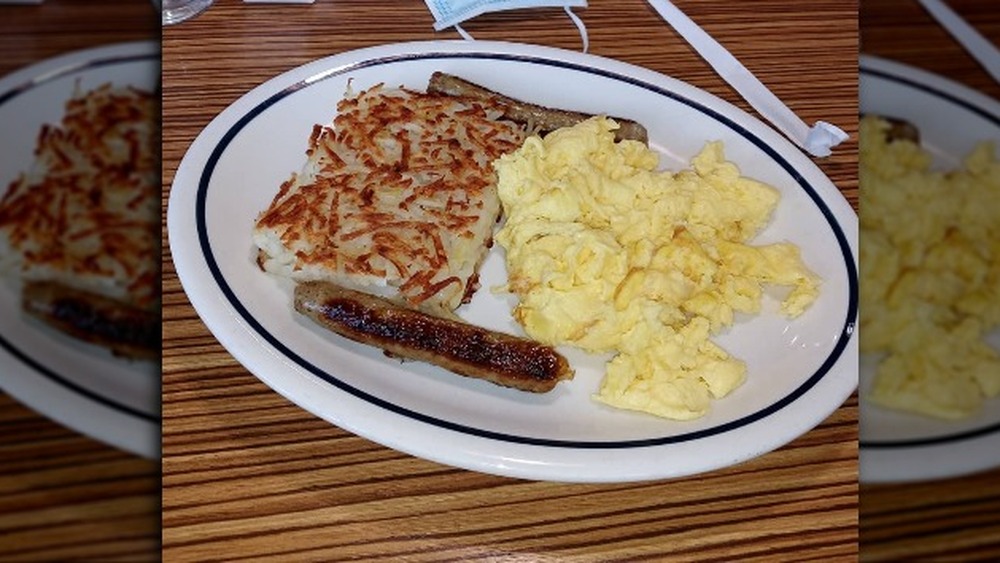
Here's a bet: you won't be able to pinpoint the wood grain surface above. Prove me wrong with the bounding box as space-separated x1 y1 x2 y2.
859 1 1000 561
161 1 858 561
0 2 160 561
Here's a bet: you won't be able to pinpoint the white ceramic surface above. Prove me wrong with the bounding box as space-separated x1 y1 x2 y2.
859 54 1000 484
0 41 161 459
168 41 858 482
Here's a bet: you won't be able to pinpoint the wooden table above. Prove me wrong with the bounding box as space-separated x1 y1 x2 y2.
859 1 1000 561
0 1 160 561
161 1 858 560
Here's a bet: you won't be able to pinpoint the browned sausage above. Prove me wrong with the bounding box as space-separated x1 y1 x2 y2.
863 113 920 144
22 280 160 360
428 71 649 145
294 281 574 393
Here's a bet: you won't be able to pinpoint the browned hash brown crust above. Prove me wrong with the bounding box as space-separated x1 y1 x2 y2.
0 83 160 310
253 83 527 315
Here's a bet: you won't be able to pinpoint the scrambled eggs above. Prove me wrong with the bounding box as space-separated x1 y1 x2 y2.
494 117 820 420
860 115 1000 419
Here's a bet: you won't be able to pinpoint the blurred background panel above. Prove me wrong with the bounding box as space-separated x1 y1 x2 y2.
862 0 998 95
859 0 1000 561
0 1 160 561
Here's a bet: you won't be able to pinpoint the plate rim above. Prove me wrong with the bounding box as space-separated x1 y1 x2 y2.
168 40 858 482
858 53 1000 483
0 40 161 460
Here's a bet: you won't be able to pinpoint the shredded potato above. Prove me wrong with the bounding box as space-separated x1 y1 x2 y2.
253 84 527 315
0 83 159 310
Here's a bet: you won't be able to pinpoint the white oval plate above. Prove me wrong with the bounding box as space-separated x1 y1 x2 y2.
168 41 858 482
859 55 1000 484
0 41 161 459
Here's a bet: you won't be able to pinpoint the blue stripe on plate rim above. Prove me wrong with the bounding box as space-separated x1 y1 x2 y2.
0 48 160 425
196 51 858 449
0 50 157 106
860 59 1000 449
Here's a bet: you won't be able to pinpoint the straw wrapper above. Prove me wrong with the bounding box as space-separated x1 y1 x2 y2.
646 0 848 158
917 0 1000 85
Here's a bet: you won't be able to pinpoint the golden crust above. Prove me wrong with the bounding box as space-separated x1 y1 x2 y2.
253 83 527 314
0 83 159 311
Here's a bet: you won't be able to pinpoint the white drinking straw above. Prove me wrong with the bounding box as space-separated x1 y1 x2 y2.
917 0 1000 85
646 0 848 158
